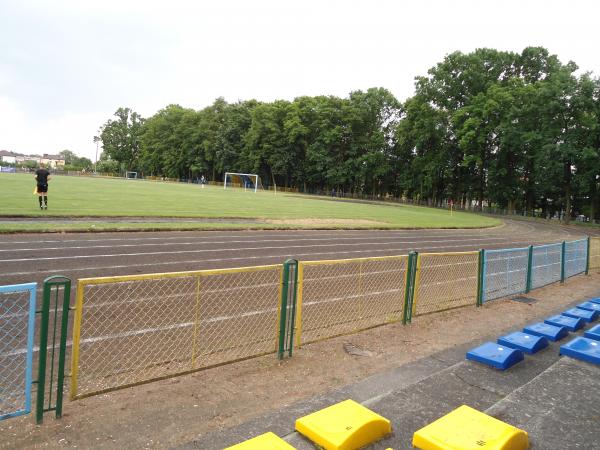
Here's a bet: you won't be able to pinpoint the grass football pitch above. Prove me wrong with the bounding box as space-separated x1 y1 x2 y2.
0 173 500 232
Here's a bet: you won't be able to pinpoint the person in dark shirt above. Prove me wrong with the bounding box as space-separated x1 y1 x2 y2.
35 166 51 210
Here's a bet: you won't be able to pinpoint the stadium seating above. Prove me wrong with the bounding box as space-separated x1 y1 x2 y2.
544 314 584 332
497 331 548 354
295 399 391 450
560 337 600 365
224 432 296 449
412 405 529 450
523 322 569 341
466 342 524 370
584 324 600 341
561 307 599 323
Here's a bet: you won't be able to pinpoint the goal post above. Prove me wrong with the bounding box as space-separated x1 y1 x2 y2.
125 171 138 179
223 172 262 193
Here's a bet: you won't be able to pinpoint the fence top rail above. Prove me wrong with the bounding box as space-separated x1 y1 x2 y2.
419 251 478 257
566 238 588 245
77 264 281 286
533 242 563 250
300 254 408 267
0 282 37 294
485 247 529 254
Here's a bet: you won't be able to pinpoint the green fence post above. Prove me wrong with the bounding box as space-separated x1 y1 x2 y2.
278 259 298 360
35 282 51 424
285 259 298 358
476 249 485 306
586 236 591 275
35 276 71 424
525 245 534 293
403 251 417 324
560 241 566 283
402 253 412 325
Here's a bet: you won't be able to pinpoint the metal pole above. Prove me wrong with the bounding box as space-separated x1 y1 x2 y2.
560 241 566 283
278 260 291 360
525 245 534 293
585 236 591 275
403 252 417 324
35 282 51 424
477 249 485 306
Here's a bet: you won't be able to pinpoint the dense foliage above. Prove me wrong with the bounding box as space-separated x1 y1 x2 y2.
98 47 600 221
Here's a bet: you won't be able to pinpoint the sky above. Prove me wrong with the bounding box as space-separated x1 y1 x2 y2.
1 0 599 161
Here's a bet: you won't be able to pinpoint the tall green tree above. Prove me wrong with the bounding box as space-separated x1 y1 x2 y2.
99 107 144 172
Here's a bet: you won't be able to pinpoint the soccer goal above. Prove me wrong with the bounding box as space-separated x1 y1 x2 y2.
125 171 138 179
223 172 263 193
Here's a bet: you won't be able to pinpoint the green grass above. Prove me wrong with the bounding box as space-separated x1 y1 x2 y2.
0 173 500 232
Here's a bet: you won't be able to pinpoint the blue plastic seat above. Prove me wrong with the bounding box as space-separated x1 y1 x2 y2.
584 324 600 341
466 342 524 370
497 332 548 354
590 297 600 305
523 322 569 342
577 302 600 313
544 314 584 332
560 337 600 365
562 307 599 323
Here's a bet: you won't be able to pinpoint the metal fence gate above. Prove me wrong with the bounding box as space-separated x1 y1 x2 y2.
0 283 37 420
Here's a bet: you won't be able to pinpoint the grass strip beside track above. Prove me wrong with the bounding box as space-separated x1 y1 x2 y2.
0 173 500 232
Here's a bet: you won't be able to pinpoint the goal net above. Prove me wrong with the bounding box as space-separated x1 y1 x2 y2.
223 172 263 193
125 171 138 179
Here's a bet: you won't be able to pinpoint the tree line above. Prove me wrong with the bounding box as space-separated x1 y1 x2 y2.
97 47 600 221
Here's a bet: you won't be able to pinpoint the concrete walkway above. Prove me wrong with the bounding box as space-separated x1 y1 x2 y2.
179 292 600 450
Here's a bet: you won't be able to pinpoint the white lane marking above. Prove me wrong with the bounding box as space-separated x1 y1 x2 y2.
0 233 505 253
0 238 551 278
0 237 509 263
0 229 490 246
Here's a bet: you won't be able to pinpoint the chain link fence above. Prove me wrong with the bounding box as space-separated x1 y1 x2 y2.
297 256 407 345
564 238 588 278
483 247 529 302
71 266 282 399
531 243 562 289
0 283 36 420
67 236 594 400
413 252 479 315
590 237 600 270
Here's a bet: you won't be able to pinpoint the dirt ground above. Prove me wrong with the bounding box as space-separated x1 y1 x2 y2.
1 272 599 450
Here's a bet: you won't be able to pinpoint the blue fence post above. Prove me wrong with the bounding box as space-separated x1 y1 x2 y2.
0 283 37 421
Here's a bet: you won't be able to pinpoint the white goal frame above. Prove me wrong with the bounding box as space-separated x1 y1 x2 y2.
223 172 260 193
125 171 138 179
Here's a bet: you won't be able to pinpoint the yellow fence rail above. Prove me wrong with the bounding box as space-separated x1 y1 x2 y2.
70 265 282 399
297 255 408 345
590 237 600 270
412 251 479 316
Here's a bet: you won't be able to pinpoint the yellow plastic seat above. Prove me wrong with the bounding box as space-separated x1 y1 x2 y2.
412 405 529 450
224 431 296 450
295 399 392 450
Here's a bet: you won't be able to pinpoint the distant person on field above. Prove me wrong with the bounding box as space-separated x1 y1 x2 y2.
200 174 206 188
35 165 51 210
